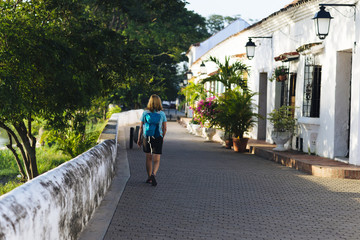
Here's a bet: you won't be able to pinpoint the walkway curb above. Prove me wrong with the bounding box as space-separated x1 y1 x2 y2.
250 144 360 180
78 127 130 240
178 118 360 180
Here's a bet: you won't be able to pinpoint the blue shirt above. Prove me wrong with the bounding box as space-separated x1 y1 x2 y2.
140 110 167 137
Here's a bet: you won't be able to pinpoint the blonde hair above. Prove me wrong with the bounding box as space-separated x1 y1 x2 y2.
147 94 163 112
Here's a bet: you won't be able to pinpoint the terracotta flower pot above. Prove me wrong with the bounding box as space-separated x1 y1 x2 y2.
225 139 233 149
232 137 249 152
277 75 287 82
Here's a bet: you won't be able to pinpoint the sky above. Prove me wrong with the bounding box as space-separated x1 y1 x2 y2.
185 0 293 22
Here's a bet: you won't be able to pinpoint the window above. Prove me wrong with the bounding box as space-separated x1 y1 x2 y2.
303 64 321 117
278 67 290 107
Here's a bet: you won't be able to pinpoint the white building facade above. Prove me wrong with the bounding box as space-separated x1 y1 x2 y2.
186 0 360 165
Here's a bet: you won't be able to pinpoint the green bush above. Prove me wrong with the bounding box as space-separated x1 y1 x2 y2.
0 150 18 175
36 146 70 174
42 121 105 158
268 105 297 133
106 105 122 119
0 146 70 195
0 180 23 195
0 119 105 194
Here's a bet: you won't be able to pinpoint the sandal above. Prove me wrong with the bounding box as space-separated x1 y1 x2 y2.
150 174 157 187
146 176 152 184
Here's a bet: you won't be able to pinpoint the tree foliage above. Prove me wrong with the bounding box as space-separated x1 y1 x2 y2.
215 89 259 139
201 56 249 92
0 0 120 180
206 14 240 35
93 0 210 107
0 0 209 180
180 82 207 109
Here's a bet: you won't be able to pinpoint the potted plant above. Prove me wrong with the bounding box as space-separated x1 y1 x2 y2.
268 105 297 151
193 96 217 141
210 95 233 149
214 88 260 152
274 66 288 82
189 117 202 136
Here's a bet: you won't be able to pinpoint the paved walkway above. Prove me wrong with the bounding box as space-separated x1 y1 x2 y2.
101 122 360 240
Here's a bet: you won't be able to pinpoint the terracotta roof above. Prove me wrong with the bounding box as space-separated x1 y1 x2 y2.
296 42 323 53
284 0 301 8
274 52 299 62
208 70 219 76
232 53 247 59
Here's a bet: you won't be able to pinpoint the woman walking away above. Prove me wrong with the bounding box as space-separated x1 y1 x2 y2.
137 94 167 186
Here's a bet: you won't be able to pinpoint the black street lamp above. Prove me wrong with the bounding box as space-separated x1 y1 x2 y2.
186 70 193 80
245 37 272 60
313 4 355 40
245 38 256 60
313 5 333 40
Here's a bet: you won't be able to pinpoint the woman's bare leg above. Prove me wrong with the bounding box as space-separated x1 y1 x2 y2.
152 154 161 176
146 153 152 177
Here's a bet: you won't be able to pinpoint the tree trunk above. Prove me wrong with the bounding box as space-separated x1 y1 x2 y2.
13 121 38 179
6 132 26 180
0 121 32 179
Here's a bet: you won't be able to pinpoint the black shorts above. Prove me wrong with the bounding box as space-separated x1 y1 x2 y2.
143 136 163 154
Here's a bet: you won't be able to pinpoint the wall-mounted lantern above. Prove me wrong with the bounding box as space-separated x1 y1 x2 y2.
245 36 272 60
245 38 256 60
313 4 356 40
186 71 193 80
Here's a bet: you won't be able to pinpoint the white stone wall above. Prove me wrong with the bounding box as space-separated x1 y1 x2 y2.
0 140 116 240
350 0 360 165
0 109 144 239
112 109 143 128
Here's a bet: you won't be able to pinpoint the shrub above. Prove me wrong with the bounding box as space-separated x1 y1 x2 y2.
268 105 297 133
193 96 217 127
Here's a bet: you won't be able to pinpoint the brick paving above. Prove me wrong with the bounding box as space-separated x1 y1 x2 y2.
104 122 360 240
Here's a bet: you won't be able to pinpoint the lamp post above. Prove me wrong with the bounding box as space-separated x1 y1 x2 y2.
245 36 272 60
313 4 355 40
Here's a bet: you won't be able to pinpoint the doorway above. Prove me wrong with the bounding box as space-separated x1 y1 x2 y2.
257 73 268 140
334 50 352 160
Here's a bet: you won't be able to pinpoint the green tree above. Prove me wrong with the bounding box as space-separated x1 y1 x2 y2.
0 0 209 180
180 82 207 109
93 0 210 107
206 14 239 35
206 15 225 34
0 0 117 180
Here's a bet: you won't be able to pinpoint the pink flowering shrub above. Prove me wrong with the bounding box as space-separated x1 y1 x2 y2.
193 96 217 127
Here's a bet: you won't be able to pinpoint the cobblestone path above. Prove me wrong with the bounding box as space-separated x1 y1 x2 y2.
104 122 360 240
